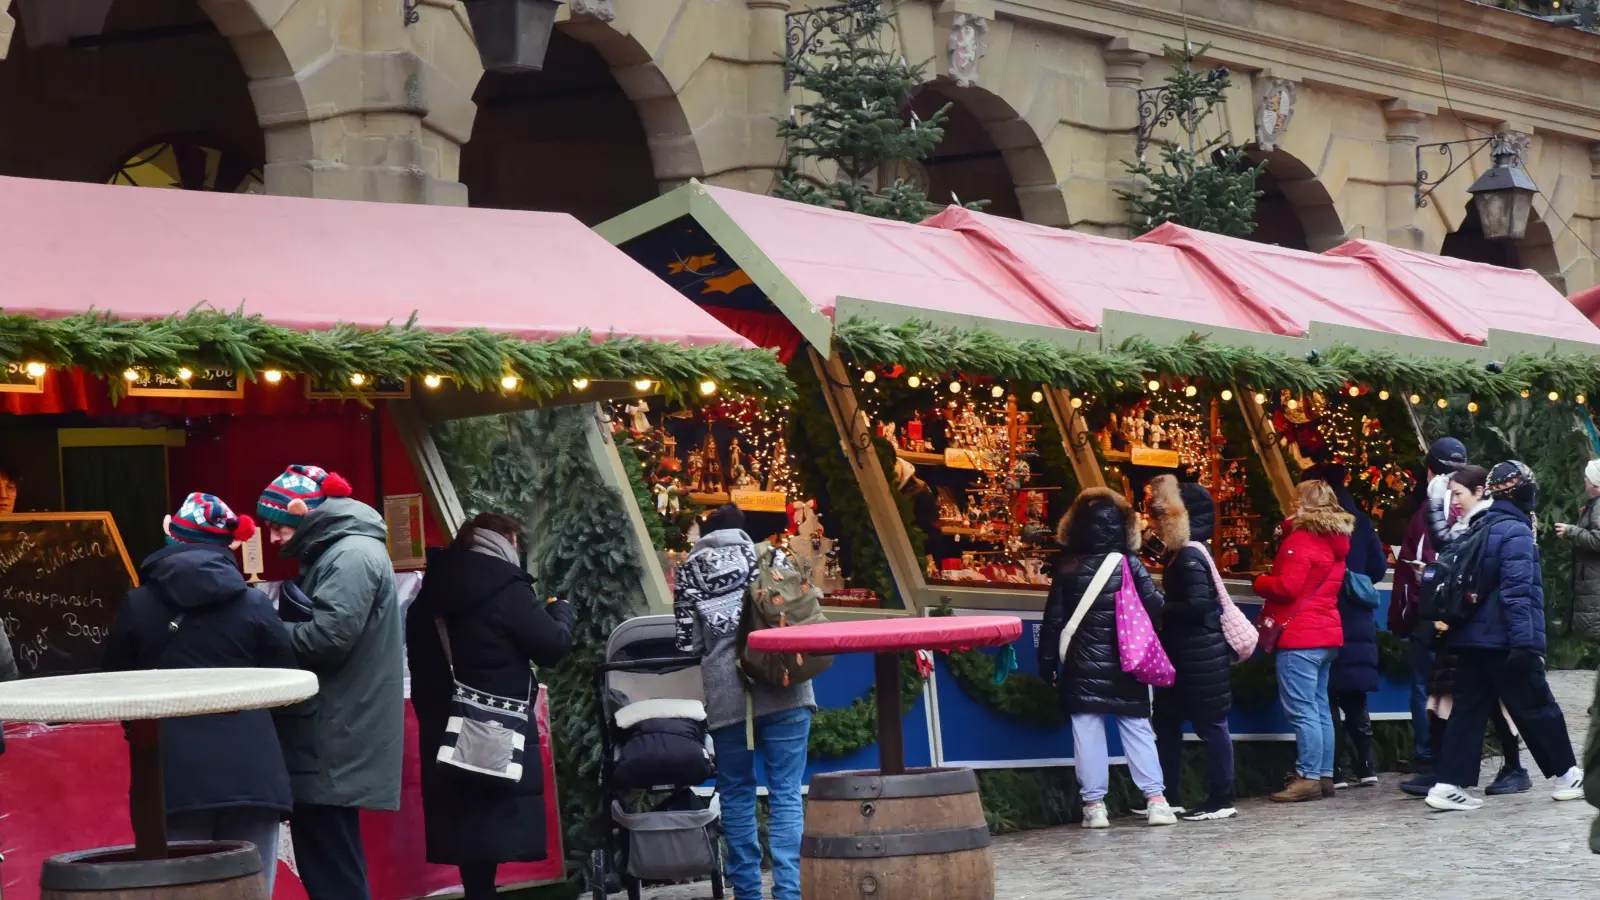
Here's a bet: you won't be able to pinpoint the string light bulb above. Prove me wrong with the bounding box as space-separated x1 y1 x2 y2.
699 380 717 396
1286 398 1299 411
1408 393 1420 405
349 373 367 387
1436 398 1448 409
1521 389 1531 399
501 374 520 391
178 367 193 382
1031 390 1044 403
862 370 877 384
1580 394 1589 405
1185 384 1198 398
1378 390 1390 401
634 379 653 391
23 362 45 378
1348 386 1361 398
1070 396 1083 409
991 385 1005 399
423 374 442 389
907 375 921 389
1147 379 1161 392
1468 401 1479 414
1550 390 1561 402
949 380 962 394
123 369 139 382
571 378 589 390
1253 392 1266 405
1220 389 1233 401
263 370 283 385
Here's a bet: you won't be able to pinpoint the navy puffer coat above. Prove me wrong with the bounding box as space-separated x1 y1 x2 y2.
1329 485 1390 695
1450 499 1546 654
1151 480 1232 724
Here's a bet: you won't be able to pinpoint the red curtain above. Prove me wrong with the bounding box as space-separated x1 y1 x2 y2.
701 307 806 363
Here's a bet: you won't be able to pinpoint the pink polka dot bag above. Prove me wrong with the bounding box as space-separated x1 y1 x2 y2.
1115 557 1176 688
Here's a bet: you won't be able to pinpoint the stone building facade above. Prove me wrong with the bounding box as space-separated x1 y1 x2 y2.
0 0 1595 291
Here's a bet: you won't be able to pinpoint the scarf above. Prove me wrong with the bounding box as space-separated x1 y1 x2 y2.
468 527 519 566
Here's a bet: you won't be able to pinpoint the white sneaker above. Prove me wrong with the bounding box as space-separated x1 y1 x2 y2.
1081 801 1110 829
1146 798 1178 826
1425 783 1485 811
1552 766 1585 801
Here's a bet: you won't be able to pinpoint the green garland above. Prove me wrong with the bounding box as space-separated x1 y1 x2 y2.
0 306 792 400
834 316 1600 400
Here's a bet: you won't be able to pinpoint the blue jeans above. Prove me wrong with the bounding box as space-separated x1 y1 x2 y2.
1277 648 1336 779
1409 634 1434 765
711 707 812 900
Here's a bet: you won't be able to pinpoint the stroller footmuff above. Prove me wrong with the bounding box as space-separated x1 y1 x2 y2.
612 699 714 791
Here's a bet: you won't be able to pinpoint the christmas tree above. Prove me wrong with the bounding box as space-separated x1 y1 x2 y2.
776 1 984 223
1119 44 1263 237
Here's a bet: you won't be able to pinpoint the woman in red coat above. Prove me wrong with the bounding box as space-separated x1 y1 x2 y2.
1254 479 1352 803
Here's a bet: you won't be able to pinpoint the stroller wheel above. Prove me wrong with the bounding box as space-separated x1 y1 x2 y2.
589 849 606 900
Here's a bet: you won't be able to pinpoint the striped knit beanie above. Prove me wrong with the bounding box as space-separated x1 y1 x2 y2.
257 464 353 529
167 493 256 546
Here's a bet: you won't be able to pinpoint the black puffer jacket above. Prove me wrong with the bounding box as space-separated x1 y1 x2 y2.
1330 485 1389 695
1152 481 1232 724
1039 488 1164 718
408 534 575 865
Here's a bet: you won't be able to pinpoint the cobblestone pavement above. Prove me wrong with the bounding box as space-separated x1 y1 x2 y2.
647 669 1600 900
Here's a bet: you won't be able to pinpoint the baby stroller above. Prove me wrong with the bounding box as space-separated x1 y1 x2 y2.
590 614 724 900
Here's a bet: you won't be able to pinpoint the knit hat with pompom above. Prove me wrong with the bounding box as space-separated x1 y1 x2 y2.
257 464 353 528
167 492 256 546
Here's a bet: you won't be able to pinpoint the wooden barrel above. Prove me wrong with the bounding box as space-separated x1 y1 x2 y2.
42 842 266 900
801 768 994 900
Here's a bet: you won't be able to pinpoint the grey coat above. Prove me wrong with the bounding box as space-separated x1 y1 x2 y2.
278 498 404 810
1563 497 1600 642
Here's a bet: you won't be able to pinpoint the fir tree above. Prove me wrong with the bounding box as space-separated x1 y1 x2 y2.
776 1 984 223
1119 44 1263 237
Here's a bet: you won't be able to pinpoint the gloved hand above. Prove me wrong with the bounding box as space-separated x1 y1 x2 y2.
1506 647 1540 677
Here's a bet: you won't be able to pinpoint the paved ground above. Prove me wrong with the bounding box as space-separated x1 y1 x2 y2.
648 669 1600 900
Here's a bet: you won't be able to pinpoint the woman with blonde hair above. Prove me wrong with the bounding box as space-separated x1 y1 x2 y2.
1255 479 1352 803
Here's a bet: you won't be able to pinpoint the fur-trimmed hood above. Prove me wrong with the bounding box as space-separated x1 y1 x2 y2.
1057 487 1140 554
1286 505 1356 536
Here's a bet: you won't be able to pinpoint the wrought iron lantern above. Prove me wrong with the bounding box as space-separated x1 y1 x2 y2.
1466 136 1538 242
464 0 563 73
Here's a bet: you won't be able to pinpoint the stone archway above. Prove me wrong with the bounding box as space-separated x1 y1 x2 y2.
902 82 1057 221
1245 149 1347 251
1440 202 1565 292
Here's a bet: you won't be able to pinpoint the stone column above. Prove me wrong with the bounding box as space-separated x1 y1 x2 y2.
1381 98 1436 251
743 0 790 195
1589 144 1600 283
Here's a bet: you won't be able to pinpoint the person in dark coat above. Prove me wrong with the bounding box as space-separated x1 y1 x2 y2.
1429 461 1585 811
104 493 296 893
407 512 574 900
1304 464 1388 788
1039 487 1174 827
894 458 950 563
1146 475 1236 821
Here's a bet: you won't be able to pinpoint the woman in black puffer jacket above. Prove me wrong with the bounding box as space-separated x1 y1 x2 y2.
1147 476 1237 820
1039 487 1175 827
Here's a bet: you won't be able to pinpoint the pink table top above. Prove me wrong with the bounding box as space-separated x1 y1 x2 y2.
745 616 1023 655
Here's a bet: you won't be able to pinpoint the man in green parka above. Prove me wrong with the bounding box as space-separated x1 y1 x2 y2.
259 464 402 900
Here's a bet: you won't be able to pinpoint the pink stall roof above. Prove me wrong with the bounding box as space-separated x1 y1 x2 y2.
1570 284 1600 322
0 175 754 348
1134 224 1475 342
1326 240 1600 348
922 207 1299 334
698 185 1074 330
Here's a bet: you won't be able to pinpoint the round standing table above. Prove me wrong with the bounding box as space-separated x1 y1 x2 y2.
746 615 1021 774
0 668 318 860
748 616 1021 900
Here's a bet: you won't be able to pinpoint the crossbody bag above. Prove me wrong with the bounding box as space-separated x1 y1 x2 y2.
433 617 530 782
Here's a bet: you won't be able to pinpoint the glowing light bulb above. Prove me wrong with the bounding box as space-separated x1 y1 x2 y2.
1185 384 1198 398
1436 397 1448 409
1521 389 1531 399
1287 399 1299 411
571 378 589 390
1378 390 1390 401
862 370 877 384
263 370 283 384
1030 391 1044 403
1220 389 1233 402
1550 390 1561 402
423 374 442 389
1467 401 1479 414
500 375 519 390
1070 397 1083 409
634 379 653 391
991 385 1005 399
123 369 139 382
1580 394 1589 406
949 380 962 394
1348 386 1360 398
23 362 45 378
350 373 367 387
1147 379 1161 391
1409 394 1421 405
699 380 717 396
1253 393 1266 405
178 367 193 382
907 376 921 389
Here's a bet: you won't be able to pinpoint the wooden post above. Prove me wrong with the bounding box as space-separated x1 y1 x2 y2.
874 652 905 776
127 719 167 860
1044 389 1106 490
809 348 927 613
387 399 467 540
1234 386 1298 514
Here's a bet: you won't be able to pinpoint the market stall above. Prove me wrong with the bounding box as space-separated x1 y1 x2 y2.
0 175 787 900
600 181 1600 778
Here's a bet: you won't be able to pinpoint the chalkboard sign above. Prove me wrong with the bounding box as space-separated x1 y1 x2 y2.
0 361 44 394
0 513 137 677
127 367 243 399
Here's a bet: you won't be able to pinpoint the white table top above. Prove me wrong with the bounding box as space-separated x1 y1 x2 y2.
0 668 318 722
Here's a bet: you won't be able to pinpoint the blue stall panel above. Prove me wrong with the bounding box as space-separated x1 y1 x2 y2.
803 651 934 780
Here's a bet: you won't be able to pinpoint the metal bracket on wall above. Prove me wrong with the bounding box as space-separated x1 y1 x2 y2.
1133 68 1228 162
1413 136 1494 209
783 0 880 91
403 0 421 26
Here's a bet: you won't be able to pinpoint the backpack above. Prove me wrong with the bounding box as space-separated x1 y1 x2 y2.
735 542 832 688
1419 523 1491 628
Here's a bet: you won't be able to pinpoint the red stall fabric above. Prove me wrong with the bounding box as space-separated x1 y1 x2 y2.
1326 240 1600 348
1573 283 1600 322
0 175 752 349
0 369 329 417
0 694 563 900
701 308 805 363
696 185 1071 329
